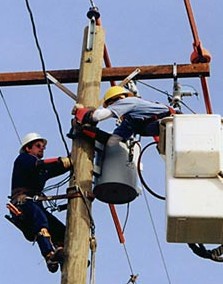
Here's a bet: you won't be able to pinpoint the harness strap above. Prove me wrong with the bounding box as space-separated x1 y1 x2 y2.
6 202 22 216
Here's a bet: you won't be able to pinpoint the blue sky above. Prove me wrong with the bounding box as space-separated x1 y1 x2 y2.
1 1 223 283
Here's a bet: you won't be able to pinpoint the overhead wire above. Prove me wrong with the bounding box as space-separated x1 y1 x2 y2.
137 80 196 114
141 186 172 284
24 0 70 157
0 89 22 144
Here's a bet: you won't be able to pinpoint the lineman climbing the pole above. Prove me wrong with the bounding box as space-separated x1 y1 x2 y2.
70 85 177 145
8 133 72 273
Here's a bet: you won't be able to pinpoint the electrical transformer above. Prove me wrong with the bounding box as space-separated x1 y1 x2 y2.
93 140 140 204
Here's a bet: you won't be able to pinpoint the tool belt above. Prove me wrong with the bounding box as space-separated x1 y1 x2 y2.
9 187 31 208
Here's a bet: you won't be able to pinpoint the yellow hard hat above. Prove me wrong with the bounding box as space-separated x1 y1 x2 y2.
103 86 134 107
20 132 47 153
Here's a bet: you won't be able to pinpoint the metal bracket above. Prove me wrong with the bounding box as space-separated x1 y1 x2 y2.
86 7 100 51
46 72 77 101
172 63 182 108
86 16 96 51
119 68 141 87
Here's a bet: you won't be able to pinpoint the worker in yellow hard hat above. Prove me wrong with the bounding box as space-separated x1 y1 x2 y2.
8 133 73 273
70 85 176 145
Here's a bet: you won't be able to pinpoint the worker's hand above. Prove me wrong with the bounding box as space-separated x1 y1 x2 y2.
72 103 84 115
16 194 27 205
59 157 73 169
74 107 97 126
76 103 84 109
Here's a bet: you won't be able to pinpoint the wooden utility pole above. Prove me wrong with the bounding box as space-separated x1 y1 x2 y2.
61 25 105 284
0 18 210 284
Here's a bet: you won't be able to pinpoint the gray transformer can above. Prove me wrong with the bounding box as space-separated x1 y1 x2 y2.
93 140 140 204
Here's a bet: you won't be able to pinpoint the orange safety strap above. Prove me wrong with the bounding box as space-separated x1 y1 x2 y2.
6 202 22 216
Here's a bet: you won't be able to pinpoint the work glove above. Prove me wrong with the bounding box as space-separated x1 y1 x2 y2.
73 103 97 125
59 157 73 169
81 125 111 144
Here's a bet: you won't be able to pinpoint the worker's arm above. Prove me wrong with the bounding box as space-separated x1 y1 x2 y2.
74 104 113 124
36 157 73 178
92 108 113 121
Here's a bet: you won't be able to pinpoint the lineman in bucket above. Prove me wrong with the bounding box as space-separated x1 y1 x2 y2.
69 86 176 144
9 133 72 273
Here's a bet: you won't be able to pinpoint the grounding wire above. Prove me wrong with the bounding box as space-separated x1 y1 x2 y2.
123 243 137 283
122 203 130 233
141 185 172 284
0 89 22 144
137 80 196 114
24 0 70 157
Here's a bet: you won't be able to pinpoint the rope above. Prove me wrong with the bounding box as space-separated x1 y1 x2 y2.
24 0 70 157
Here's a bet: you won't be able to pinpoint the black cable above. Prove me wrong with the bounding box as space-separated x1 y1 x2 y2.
24 0 70 157
188 243 223 262
137 141 165 201
43 173 71 193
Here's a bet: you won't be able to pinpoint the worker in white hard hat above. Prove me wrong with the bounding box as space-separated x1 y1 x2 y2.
9 133 72 273
70 86 176 145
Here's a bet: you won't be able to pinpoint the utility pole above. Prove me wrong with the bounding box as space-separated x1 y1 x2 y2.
61 24 105 284
0 16 210 284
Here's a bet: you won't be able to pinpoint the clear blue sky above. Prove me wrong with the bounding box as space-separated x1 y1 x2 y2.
1 1 223 283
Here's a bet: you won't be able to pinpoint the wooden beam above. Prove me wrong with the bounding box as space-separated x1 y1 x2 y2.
0 63 209 87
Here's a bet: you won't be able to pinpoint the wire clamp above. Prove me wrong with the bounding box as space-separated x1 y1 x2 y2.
126 274 139 283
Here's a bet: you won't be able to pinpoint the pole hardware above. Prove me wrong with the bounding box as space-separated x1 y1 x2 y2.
86 7 100 51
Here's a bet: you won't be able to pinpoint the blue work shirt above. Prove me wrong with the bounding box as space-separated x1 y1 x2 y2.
107 97 169 120
11 153 68 197
107 97 170 139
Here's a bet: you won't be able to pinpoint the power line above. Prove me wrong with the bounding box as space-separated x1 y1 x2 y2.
142 186 172 284
0 89 22 144
24 0 70 156
137 80 196 114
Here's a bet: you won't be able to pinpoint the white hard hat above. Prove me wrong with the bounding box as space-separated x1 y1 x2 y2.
20 133 47 153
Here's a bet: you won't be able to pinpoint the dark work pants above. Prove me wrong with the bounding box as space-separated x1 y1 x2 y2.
12 200 65 257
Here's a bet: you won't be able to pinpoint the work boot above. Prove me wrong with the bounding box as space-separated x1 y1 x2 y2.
45 251 59 273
